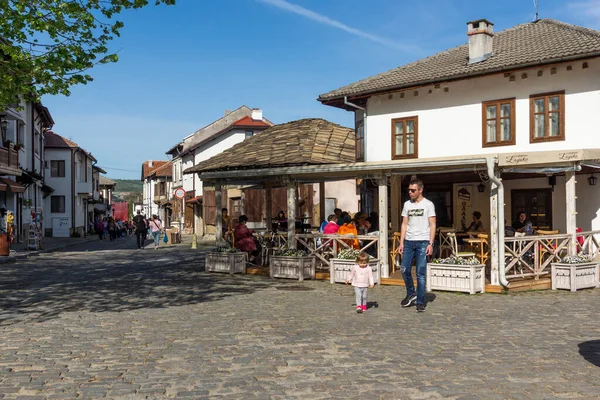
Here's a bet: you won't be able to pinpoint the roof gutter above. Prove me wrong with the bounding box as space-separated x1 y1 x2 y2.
487 157 509 288
321 52 600 104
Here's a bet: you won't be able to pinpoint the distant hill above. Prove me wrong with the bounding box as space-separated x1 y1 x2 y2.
112 179 143 193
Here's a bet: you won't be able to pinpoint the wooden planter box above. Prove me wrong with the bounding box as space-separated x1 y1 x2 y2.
426 263 485 294
205 252 247 274
270 256 316 281
329 259 380 284
551 262 599 292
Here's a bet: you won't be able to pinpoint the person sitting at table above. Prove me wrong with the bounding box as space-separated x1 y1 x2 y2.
512 211 533 235
323 214 339 234
275 210 287 231
463 211 484 232
222 208 233 243
234 215 260 263
338 215 360 249
355 212 370 235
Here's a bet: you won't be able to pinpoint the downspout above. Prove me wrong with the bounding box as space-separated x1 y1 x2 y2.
486 157 509 288
343 96 367 161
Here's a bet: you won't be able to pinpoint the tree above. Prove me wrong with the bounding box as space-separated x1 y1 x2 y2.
0 0 175 110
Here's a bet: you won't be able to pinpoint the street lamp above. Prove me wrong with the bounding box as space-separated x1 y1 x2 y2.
0 116 8 146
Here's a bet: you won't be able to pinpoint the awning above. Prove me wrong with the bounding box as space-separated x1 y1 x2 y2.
41 183 55 198
186 196 203 204
0 177 25 193
17 169 43 184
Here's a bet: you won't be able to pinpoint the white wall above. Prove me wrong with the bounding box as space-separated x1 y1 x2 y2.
44 148 72 236
312 180 360 224
365 59 600 161
182 153 195 194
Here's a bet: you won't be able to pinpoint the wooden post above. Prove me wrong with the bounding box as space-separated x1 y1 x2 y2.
489 178 499 286
378 176 389 278
566 171 577 255
265 182 272 231
241 190 246 216
287 180 298 249
215 182 223 245
319 182 326 227
390 175 402 234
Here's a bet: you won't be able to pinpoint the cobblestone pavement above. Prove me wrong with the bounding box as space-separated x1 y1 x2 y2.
0 237 599 399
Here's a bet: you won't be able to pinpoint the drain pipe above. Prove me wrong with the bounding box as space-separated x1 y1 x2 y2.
344 96 366 158
486 157 509 288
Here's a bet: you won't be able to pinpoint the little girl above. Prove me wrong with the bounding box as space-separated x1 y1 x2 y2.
345 252 375 313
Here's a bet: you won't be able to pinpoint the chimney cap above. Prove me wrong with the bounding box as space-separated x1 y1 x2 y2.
466 18 494 27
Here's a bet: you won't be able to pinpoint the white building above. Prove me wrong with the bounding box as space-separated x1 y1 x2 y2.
44 131 96 237
317 18 600 284
141 160 172 222
166 106 273 234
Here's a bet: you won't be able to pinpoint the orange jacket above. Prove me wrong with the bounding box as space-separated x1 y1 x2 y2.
338 223 359 249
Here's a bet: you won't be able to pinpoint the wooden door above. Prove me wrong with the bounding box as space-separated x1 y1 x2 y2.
511 189 552 230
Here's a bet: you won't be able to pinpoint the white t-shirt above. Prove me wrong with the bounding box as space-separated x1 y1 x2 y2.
401 198 436 241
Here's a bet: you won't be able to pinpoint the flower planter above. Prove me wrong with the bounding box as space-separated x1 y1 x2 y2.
205 252 247 274
426 263 485 294
329 259 380 284
270 256 316 281
551 262 599 292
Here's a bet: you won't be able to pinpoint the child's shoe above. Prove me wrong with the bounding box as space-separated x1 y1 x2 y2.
362 305 367 312
356 306 363 313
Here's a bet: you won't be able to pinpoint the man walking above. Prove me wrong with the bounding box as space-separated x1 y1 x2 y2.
397 179 436 312
133 211 147 250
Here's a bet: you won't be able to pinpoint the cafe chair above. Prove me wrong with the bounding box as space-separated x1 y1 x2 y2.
438 227 455 258
390 232 402 273
447 232 476 260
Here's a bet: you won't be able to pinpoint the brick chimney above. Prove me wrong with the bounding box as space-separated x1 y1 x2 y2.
251 108 263 121
467 19 494 64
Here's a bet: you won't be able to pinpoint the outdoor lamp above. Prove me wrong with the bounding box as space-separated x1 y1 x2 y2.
477 182 485 193
0 117 7 144
588 173 598 186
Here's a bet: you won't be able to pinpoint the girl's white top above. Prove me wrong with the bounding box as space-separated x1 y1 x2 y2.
347 264 374 288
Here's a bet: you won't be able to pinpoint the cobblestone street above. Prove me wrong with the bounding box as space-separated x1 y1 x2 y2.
0 237 599 399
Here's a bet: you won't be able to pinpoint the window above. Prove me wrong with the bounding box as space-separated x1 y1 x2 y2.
530 91 565 142
391 116 418 159
51 196 66 213
50 160 65 177
245 130 253 138
482 98 515 147
511 189 553 230
355 121 364 161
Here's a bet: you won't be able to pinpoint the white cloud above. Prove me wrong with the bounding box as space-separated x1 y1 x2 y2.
256 0 415 52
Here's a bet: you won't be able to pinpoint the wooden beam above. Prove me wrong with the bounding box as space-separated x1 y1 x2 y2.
287 180 298 249
319 182 326 227
378 176 390 278
489 178 499 286
215 181 223 245
265 181 272 231
390 175 401 234
565 171 577 255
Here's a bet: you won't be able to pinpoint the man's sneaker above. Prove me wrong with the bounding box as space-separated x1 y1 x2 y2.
416 303 426 313
356 306 363 313
401 295 417 307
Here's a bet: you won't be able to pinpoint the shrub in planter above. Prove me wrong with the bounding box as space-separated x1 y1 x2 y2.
330 248 380 284
552 253 599 292
206 245 246 274
270 247 315 281
427 255 485 294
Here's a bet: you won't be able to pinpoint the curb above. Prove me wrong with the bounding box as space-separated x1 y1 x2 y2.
1 238 97 265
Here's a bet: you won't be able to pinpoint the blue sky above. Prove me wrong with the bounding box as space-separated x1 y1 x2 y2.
42 0 600 179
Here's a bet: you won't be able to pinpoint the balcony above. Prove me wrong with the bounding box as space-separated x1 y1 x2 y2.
154 193 167 203
0 146 21 176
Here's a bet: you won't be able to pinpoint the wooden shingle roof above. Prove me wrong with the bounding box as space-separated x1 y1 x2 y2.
185 118 355 174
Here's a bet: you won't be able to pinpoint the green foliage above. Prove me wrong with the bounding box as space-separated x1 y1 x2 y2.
336 248 365 260
432 255 481 265
213 245 240 253
0 0 176 110
273 247 308 257
560 253 593 264
112 179 143 192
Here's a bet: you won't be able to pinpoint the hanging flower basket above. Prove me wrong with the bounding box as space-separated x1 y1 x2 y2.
426 255 485 294
551 253 599 292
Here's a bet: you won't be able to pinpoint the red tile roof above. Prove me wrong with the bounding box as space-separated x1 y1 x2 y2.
45 131 79 148
231 116 271 128
142 160 170 178
148 161 173 178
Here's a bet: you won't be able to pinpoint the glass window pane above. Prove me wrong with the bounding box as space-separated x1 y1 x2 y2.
486 120 496 142
406 134 415 154
486 105 496 119
549 96 560 112
500 118 511 141
535 114 545 137
395 135 403 155
500 103 511 118
405 120 415 133
395 122 404 135
549 113 560 136
534 98 545 113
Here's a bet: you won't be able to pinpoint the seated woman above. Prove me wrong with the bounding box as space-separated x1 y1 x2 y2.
234 215 260 263
275 210 287 231
512 211 533 235
337 215 360 249
323 214 339 234
463 211 484 232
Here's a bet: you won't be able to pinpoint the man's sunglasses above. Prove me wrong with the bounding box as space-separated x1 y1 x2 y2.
408 188 418 193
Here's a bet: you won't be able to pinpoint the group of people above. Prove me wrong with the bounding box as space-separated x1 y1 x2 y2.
93 211 165 250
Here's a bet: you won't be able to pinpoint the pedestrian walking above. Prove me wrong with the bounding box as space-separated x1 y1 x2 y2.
107 218 117 242
397 179 436 312
148 215 164 249
95 218 104 241
133 211 147 249
345 252 374 313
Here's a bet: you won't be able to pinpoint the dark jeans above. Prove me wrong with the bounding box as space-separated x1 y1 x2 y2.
401 240 428 305
136 230 146 249
109 230 116 241
97 230 103 240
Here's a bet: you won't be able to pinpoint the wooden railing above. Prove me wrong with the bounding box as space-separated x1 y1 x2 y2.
503 230 600 279
293 234 380 266
0 146 18 169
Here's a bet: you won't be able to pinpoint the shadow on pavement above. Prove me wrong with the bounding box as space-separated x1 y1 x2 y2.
0 245 270 326
578 340 600 367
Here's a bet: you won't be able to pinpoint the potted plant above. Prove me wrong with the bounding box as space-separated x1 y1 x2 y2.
426 255 485 294
270 247 316 281
13 142 24 151
329 248 380 284
205 245 247 274
23 199 33 208
551 253 599 292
